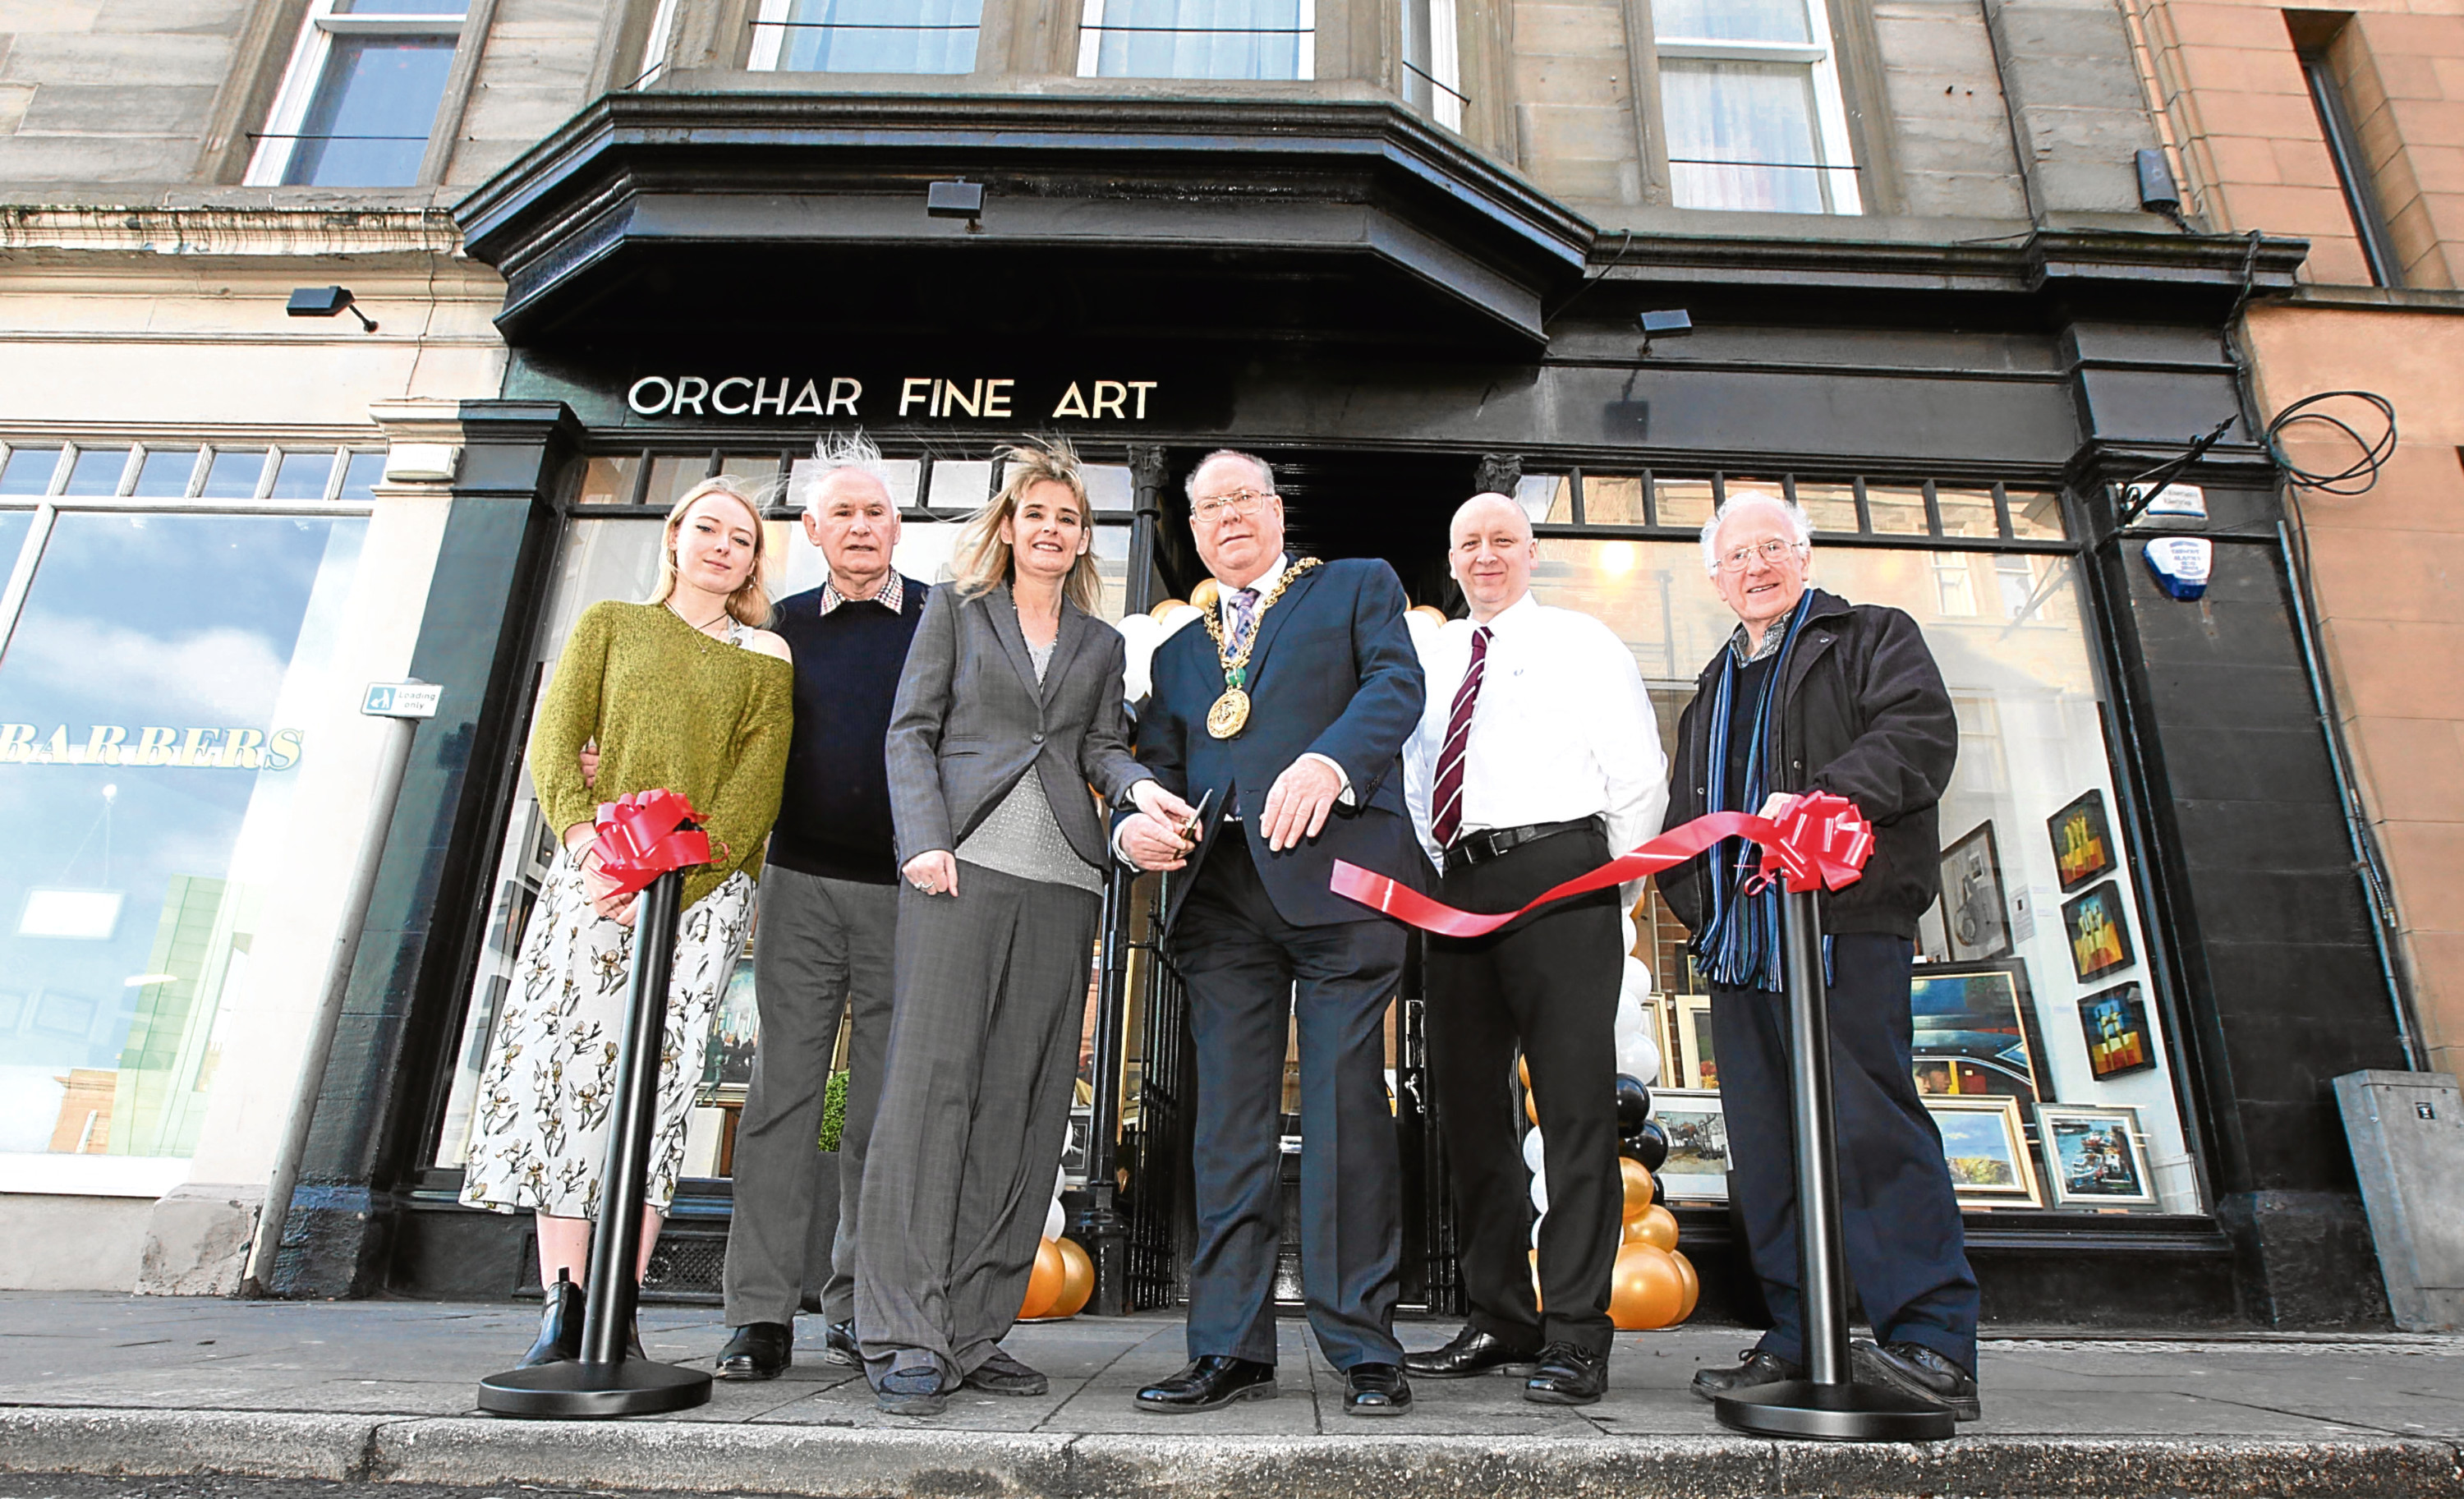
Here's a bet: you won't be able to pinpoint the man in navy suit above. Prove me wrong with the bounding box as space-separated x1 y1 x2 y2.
1115 449 1427 1417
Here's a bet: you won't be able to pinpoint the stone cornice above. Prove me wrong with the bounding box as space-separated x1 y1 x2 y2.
0 205 466 259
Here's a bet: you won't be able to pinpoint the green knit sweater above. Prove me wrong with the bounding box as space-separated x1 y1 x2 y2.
529 600 794 909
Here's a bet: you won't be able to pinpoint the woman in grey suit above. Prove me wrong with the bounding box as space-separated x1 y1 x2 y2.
857 440 1194 1414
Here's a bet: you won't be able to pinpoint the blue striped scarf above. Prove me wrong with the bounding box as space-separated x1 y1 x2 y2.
1693 593 1814 990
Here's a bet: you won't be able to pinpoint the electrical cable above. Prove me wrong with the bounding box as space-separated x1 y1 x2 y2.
2261 389 2397 497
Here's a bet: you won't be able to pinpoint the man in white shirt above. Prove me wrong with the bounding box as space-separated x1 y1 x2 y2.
1399 491 1666 1405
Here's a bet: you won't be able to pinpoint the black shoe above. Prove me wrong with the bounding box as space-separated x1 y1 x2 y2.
517 1271 584 1368
1524 1341 1609 1405
823 1318 860 1369
875 1360 947 1416
1690 1347 1801 1402
1853 1339 1982 1422
715 1321 793 1381
963 1346 1049 1396
1402 1325 1542 1380
1344 1361 1412 1417
1135 1355 1276 1412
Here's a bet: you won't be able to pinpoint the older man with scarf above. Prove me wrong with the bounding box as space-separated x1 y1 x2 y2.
1658 491 1980 1423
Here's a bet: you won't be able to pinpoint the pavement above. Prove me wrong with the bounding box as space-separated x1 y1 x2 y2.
0 1293 2460 1497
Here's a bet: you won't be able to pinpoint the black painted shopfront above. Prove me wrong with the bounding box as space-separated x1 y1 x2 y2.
264 93 2413 1332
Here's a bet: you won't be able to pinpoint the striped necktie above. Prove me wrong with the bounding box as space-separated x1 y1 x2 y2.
1430 625 1491 849
1227 587 1260 653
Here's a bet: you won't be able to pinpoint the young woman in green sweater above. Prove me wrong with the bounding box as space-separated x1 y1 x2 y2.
461 476 794 1365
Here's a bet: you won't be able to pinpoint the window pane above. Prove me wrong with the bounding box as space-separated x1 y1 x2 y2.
62 449 128 497
1865 484 1928 535
1722 478 1787 527
270 451 336 500
1094 522 1131 621
280 34 457 187
2009 488 2066 540
719 454 782 494
0 513 30 578
644 454 710 511
1096 0 1306 80
1585 475 1648 525
1937 485 1999 539
1515 474 1572 524
201 451 265 500
334 0 465 11
1662 60 1824 214
1654 476 1715 531
1795 481 1859 532
577 455 642 505
926 459 992 510
1087 465 1135 513
0 512 366 1159
2 448 60 496
133 450 198 499
1653 0 1808 43
780 0 981 72
338 451 386 499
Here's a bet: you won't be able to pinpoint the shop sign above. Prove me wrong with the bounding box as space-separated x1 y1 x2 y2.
623 375 1161 422
0 724 305 769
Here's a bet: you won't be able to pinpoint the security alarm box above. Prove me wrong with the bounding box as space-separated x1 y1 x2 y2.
2337 1070 2464 1331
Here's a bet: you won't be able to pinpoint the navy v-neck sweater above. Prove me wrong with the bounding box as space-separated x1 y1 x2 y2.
765 577 926 885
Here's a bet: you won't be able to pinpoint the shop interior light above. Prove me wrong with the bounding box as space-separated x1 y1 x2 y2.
19 889 122 940
287 285 379 333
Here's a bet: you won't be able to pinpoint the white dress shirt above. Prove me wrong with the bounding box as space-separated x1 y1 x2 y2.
1404 591 1669 899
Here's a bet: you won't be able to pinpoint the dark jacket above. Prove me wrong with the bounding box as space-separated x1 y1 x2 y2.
886 581 1150 871
1119 554 1428 930
1659 587 1956 939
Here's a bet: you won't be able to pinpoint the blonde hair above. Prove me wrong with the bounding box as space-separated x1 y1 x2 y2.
949 439 1102 614
650 476 775 628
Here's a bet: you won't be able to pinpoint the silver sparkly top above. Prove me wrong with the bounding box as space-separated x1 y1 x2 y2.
954 637 1103 893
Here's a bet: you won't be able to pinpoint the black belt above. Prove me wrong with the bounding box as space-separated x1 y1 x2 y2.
1444 814 1605 872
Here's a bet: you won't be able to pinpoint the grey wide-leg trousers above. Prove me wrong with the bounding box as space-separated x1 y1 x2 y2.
854 860 1101 1386
722 866 898 1329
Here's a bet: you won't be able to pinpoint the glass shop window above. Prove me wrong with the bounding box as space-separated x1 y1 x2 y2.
246 0 468 187
1531 537 2195 1217
0 513 367 1161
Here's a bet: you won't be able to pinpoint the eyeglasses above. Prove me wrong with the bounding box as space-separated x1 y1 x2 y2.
1716 537 1804 573
1191 489 1274 525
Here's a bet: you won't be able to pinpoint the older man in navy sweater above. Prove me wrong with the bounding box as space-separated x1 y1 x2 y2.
716 441 925 1379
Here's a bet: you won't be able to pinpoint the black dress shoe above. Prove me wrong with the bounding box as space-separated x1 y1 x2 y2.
1689 1347 1801 1402
715 1321 793 1380
1135 1355 1276 1412
1524 1341 1609 1405
962 1346 1049 1396
1403 1326 1542 1379
823 1318 860 1368
517 1271 584 1368
1344 1362 1412 1416
1853 1340 1982 1422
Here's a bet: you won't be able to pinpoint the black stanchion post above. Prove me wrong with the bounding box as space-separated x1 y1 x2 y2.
1712 885 1953 1442
479 867 715 1418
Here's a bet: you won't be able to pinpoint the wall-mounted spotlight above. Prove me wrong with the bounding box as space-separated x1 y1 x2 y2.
1638 307 1692 356
287 285 378 333
927 179 985 223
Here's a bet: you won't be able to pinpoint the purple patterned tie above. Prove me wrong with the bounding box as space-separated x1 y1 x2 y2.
1430 625 1491 848
1228 588 1260 654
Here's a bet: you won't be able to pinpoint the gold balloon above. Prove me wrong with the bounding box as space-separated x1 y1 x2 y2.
1527 1248 1543 1312
1620 1158 1655 1222
1054 1235 1095 1318
1409 605 1449 624
1148 599 1190 620
1524 1088 1539 1126
1671 1248 1700 1322
1191 578 1221 614
1607 1243 1685 1331
1018 1236 1068 1322
1517 1055 1531 1090
1631 1202 1680 1252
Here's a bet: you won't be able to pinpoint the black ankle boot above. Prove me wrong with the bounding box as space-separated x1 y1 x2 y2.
520 1270 584 1368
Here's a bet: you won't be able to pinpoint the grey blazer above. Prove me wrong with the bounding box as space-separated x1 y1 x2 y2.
886 580 1151 871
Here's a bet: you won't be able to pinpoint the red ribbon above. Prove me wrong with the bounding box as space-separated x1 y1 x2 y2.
590 789 713 897
1330 791 1876 939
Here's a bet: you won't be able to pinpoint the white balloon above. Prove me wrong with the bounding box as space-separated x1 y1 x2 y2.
1044 1198 1065 1242
1117 613 1162 704
1404 609 1441 659
1530 1212 1546 1248
1618 1033 1662 1088
1521 1127 1546 1175
1155 603 1202 637
1620 909 1640 955
1619 956 1653 1007
1529 1169 1548 1216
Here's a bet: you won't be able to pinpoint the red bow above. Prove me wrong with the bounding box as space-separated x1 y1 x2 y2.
590 789 713 897
1329 791 1875 940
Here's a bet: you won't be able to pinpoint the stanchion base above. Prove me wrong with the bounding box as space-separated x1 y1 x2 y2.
1714 1379 1956 1442
477 1358 712 1419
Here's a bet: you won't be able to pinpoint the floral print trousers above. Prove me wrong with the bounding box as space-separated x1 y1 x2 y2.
460 848 754 1219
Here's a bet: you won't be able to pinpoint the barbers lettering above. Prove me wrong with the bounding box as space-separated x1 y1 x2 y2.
0 724 305 770
626 375 1159 421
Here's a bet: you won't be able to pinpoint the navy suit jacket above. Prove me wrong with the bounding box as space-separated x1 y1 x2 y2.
1125 555 1429 930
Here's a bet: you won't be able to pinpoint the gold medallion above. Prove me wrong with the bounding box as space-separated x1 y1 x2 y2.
1207 688 1252 739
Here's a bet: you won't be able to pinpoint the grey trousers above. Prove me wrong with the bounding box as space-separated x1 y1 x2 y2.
854 860 1101 1385
721 865 898 1329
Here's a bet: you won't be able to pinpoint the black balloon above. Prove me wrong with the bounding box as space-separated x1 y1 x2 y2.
1614 1074 1652 1130
1627 1120 1669 1172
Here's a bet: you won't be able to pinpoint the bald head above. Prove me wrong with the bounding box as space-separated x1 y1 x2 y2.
1448 490 1538 623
